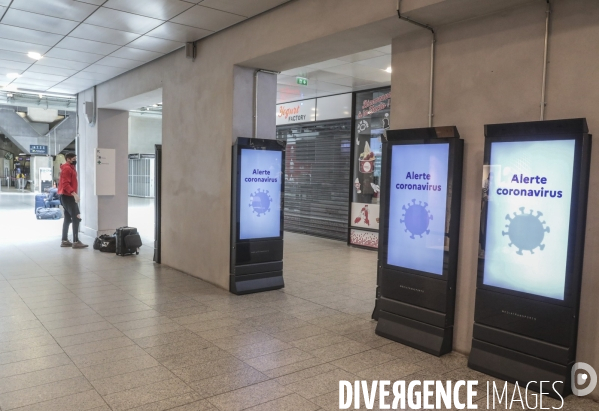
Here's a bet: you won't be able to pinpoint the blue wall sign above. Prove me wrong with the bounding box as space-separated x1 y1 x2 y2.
30 145 48 154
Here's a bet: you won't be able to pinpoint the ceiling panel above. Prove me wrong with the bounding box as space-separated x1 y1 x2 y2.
103 0 194 21
0 24 63 47
199 0 288 18
70 71 113 82
145 22 212 42
127 36 183 54
57 37 121 55
0 0 292 94
324 64 391 83
47 86 80 93
35 57 91 70
28 65 79 77
75 0 105 6
85 8 164 34
171 6 245 32
338 50 385 63
12 78 60 88
0 59 31 70
57 77 97 87
81 64 128 76
95 56 144 69
2 9 79 35
0 38 50 55
0 66 25 76
355 55 392 71
11 0 98 21
305 59 348 70
45 48 104 64
19 71 68 82
0 50 36 64
109 47 164 62
69 24 140 46
277 45 391 104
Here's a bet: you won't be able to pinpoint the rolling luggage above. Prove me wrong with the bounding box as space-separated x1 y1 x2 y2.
115 226 142 256
35 195 46 213
36 207 62 220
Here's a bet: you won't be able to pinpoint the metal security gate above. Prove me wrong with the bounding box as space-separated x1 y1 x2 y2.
276 120 351 241
128 154 155 198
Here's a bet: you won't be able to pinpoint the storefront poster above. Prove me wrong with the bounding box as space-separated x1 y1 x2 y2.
351 203 380 230
239 149 282 240
350 229 379 248
386 143 449 275
482 140 575 300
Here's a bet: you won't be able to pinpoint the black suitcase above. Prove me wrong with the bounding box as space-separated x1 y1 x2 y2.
115 227 142 256
35 195 46 213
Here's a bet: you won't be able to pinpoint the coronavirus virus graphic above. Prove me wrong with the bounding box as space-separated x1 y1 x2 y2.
249 188 272 217
502 207 550 255
401 199 433 239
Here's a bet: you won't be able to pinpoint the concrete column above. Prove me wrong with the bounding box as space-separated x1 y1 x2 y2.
78 91 129 237
232 66 277 141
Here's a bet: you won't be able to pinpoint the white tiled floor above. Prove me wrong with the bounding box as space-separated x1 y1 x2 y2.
0 192 597 410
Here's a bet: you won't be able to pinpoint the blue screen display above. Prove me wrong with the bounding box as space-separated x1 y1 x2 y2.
387 143 449 275
483 140 575 300
239 149 282 240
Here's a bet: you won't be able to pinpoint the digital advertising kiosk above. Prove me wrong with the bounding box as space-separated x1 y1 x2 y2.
230 137 286 295
375 127 464 356
468 119 591 397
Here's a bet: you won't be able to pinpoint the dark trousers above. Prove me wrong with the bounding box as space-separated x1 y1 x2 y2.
60 195 80 242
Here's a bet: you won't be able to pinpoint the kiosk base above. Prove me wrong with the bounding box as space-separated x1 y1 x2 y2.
230 271 283 295
375 310 452 356
468 339 572 399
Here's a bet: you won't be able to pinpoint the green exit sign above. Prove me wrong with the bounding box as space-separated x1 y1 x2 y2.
296 77 308 86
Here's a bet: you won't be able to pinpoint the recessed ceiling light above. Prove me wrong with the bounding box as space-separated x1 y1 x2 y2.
27 52 43 60
38 94 43 98
385 67 392 73
152 104 157 107
6 73 21 79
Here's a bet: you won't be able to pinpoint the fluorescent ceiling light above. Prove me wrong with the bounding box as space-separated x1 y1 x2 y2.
385 67 392 73
27 52 43 60
6 73 20 79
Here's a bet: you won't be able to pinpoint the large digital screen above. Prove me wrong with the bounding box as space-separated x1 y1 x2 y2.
239 149 282 240
387 143 449 275
482 139 575 300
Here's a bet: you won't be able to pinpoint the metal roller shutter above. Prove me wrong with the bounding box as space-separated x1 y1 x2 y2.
276 120 351 241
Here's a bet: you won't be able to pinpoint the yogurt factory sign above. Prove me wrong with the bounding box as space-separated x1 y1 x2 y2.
276 99 316 125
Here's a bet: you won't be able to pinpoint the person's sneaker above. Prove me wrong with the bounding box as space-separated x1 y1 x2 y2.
61 240 73 247
72 241 88 249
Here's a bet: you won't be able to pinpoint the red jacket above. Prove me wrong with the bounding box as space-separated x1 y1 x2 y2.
58 163 78 196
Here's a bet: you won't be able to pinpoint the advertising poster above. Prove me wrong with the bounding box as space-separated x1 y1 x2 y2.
239 149 282 240
351 203 380 230
387 143 449 275
483 140 575 300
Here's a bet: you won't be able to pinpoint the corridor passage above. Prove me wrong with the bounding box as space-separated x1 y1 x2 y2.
0 193 595 410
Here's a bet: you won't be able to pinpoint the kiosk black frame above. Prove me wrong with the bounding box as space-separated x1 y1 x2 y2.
468 118 592 397
230 137 286 295
375 126 463 356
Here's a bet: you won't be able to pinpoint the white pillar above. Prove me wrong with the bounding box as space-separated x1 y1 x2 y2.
78 90 129 237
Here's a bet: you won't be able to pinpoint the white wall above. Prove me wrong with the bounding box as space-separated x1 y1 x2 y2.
129 114 162 155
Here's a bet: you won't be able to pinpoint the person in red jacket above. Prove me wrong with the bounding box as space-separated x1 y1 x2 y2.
58 153 87 248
